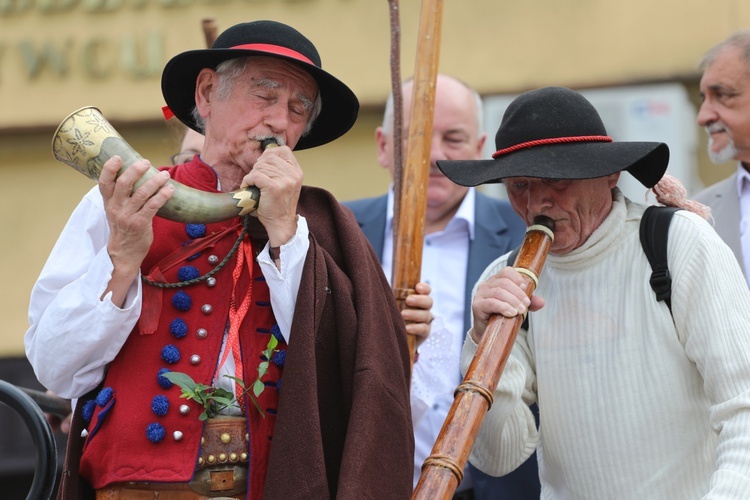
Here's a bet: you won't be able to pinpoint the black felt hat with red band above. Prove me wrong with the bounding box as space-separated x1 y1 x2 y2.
161 20 359 150
437 86 669 188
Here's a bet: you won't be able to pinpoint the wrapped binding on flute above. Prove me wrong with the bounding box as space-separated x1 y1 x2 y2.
412 215 554 499
51 106 260 223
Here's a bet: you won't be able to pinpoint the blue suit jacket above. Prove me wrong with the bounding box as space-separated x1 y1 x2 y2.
344 191 541 500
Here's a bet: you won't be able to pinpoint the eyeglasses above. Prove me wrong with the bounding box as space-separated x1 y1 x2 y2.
170 152 198 166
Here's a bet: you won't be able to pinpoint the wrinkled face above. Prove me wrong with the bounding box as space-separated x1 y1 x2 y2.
697 45 750 164
197 56 318 174
504 174 619 255
377 75 486 226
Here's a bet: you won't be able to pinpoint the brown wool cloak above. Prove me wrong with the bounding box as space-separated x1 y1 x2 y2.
58 185 414 499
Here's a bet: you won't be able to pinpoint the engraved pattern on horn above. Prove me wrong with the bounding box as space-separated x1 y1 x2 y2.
52 106 260 223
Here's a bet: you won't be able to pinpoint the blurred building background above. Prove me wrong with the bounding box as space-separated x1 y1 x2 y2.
1 0 749 496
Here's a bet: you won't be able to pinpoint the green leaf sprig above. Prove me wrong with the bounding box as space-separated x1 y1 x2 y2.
161 335 279 421
254 334 279 398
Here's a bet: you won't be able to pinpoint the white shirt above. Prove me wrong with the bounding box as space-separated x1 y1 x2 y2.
736 165 750 287
24 185 308 400
381 187 475 490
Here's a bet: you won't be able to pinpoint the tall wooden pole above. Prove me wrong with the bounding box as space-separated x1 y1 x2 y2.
390 0 444 366
387 0 403 245
202 18 219 48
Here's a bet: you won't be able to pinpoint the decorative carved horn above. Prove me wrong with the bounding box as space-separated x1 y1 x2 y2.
51 106 259 223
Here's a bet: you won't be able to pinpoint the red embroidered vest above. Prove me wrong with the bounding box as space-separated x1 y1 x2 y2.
79 160 284 498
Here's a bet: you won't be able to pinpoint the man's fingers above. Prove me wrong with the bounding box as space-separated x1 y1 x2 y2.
406 326 430 349
413 282 432 295
113 162 154 201
98 155 122 198
404 293 432 310
472 268 535 337
401 307 432 325
484 272 531 309
481 286 530 318
529 295 545 311
103 160 173 218
128 170 174 216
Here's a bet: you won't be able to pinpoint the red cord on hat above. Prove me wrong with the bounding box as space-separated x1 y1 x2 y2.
231 43 315 66
492 135 613 158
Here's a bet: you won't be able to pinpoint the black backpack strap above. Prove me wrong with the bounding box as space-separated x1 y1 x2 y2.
640 206 679 315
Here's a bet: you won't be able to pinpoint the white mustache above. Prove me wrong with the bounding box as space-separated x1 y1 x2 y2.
705 121 737 164
706 122 728 135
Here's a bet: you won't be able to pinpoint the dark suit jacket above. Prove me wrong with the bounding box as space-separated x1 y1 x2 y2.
344 191 541 500
694 173 746 278
344 191 526 334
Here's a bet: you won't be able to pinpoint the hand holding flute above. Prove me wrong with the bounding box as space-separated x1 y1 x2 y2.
470 262 546 344
412 216 554 499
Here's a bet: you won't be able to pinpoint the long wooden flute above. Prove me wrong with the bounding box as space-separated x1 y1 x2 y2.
411 215 554 499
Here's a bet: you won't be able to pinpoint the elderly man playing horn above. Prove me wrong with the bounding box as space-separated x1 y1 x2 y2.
25 20 429 499
437 86 750 498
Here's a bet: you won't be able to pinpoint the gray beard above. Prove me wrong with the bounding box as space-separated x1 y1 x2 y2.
708 137 738 164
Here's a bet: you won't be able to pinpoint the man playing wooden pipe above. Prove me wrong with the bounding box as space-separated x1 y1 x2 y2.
26 20 432 499
437 86 750 498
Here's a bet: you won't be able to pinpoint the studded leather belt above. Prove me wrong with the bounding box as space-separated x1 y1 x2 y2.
96 416 249 499
95 482 243 499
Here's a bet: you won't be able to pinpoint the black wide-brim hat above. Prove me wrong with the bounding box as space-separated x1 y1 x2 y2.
161 20 359 150
437 86 669 188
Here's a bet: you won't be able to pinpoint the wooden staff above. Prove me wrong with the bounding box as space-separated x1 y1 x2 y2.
387 0 403 241
202 18 219 48
411 216 555 499
390 0 444 365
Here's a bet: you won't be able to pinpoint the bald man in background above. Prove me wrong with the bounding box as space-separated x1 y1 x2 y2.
345 74 539 499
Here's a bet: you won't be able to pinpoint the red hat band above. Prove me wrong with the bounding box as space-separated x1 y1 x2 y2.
493 135 613 159
231 43 315 66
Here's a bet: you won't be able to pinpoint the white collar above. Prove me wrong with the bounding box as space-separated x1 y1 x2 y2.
385 185 476 239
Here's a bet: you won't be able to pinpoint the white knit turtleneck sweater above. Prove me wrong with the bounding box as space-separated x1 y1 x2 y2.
462 190 750 499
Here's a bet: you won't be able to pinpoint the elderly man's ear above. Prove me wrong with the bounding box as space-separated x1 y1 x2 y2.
194 68 218 118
